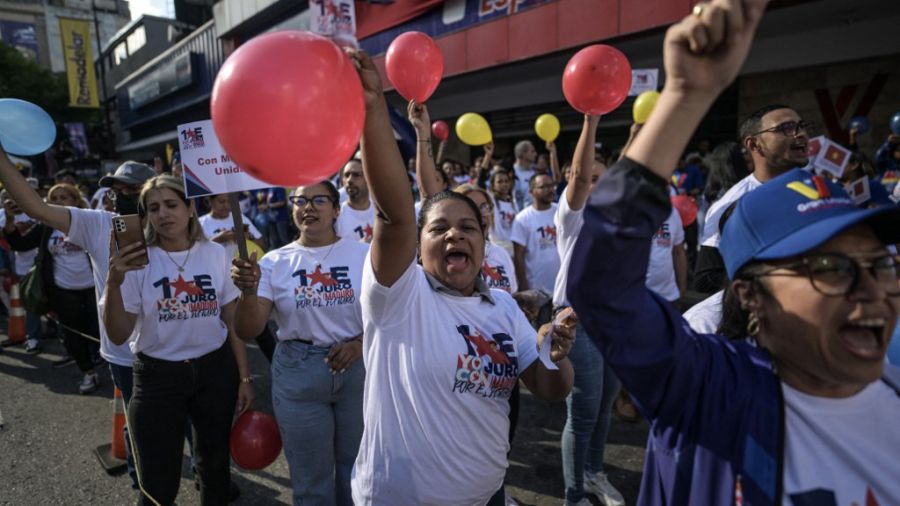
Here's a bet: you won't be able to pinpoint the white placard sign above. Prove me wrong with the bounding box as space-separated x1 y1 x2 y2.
310 0 358 48
176 120 270 198
629 68 659 96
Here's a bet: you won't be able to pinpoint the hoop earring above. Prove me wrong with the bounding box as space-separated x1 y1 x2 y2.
747 312 760 337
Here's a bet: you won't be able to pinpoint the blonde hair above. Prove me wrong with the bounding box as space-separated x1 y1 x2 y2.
454 183 494 233
138 175 206 247
47 183 86 209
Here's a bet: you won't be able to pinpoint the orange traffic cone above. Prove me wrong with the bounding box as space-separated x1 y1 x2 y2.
94 387 128 473
1 282 26 347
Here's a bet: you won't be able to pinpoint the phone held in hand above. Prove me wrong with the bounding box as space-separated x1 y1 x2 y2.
112 214 149 267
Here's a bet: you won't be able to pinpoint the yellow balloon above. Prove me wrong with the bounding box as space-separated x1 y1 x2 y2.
633 91 660 124
535 114 560 142
455 113 492 146
233 240 265 260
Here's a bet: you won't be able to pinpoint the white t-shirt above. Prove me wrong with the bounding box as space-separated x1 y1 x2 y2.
782 380 900 505
48 228 94 289
90 187 109 209
683 290 723 334
353 259 539 506
513 164 536 209
198 213 263 259
482 241 517 294
511 204 560 294
700 174 762 247
492 198 517 244
68 208 136 366
117 241 238 361
552 195 584 307
335 201 375 243
646 208 684 301
257 238 369 346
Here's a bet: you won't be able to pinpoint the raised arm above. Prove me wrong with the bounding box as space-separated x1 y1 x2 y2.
102 236 145 344
408 100 444 199
565 115 600 210
0 145 71 233
624 0 767 180
547 141 561 183
349 50 417 286
230 252 275 340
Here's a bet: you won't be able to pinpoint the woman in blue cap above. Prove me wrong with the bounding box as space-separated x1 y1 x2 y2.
567 0 900 505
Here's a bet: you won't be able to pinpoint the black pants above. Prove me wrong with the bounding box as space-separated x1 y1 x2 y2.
129 343 238 506
52 286 100 373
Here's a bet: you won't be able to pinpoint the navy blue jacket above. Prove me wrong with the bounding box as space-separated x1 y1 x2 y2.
567 158 900 506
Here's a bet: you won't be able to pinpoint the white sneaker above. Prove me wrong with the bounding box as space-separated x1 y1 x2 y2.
78 372 100 394
24 338 41 354
584 471 625 506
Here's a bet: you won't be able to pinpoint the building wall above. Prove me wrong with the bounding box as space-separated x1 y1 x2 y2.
739 53 900 159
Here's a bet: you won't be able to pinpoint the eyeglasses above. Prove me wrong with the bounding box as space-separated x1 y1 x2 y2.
752 120 810 137
288 195 333 207
755 253 900 297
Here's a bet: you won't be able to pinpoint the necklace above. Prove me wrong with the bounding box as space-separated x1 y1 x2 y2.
302 239 337 269
164 245 192 272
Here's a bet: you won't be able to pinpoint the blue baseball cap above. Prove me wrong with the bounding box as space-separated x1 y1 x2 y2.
720 169 900 279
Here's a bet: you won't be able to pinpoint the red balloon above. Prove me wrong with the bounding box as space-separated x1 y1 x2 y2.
562 45 632 115
230 410 282 470
211 31 364 186
431 120 449 141
671 195 698 227
386 31 444 103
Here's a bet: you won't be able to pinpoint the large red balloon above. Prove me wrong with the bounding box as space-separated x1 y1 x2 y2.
562 45 632 115
431 120 449 141
211 31 364 186
386 31 444 103
230 410 282 470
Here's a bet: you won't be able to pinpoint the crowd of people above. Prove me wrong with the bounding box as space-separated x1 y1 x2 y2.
1 0 899 505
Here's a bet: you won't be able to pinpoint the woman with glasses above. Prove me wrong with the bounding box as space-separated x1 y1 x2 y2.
231 181 368 506
568 1 900 504
103 175 254 505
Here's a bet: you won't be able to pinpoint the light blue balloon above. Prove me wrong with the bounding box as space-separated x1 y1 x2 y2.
0 99 56 156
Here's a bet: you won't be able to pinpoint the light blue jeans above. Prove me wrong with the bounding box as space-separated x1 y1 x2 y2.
561 323 621 502
272 340 365 506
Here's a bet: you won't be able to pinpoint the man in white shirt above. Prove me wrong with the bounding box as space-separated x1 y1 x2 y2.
513 140 538 209
512 173 560 294
335 160 375 243
695 104 810 293
199 193 265 258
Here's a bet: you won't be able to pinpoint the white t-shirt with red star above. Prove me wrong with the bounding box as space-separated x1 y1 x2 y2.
117 240 239 361
482 241 517 294
257 238 369 346
353 258 539 505
492 198 517 244
510 204 559 294
336 201 375 243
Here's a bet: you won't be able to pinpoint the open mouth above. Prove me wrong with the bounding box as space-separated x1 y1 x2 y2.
793 142 810 156
445 251 470 272
301 214 319 224
838 317 886 360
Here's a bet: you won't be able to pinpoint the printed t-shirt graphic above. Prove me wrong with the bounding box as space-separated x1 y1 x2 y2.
48 228 94 289
335 201 375 242
118 241 238 361
511 203 560 294
257 239 369 346
492 199 517 243
481 242 517 293
646 208 683 301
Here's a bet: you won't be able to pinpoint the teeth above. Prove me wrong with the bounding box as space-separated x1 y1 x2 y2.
852 318 885 328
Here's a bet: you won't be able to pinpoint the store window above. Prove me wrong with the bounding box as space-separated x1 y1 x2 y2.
126 26 146 54
114 41 127 65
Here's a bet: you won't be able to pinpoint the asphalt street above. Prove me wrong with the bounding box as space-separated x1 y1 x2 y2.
0 334 648 505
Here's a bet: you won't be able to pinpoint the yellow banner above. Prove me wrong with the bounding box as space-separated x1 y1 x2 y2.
59 17 99 108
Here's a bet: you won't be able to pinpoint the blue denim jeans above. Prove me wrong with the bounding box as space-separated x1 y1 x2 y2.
561 323 621 502
109 362 138 487
272 340 365 506
25 311 41 341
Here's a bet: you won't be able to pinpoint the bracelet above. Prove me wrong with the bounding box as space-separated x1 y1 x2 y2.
240 376 254 384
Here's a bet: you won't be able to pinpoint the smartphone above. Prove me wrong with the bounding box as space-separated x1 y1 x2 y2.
112 214 149 267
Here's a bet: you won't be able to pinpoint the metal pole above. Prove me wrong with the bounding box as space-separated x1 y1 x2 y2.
91 0 113 156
